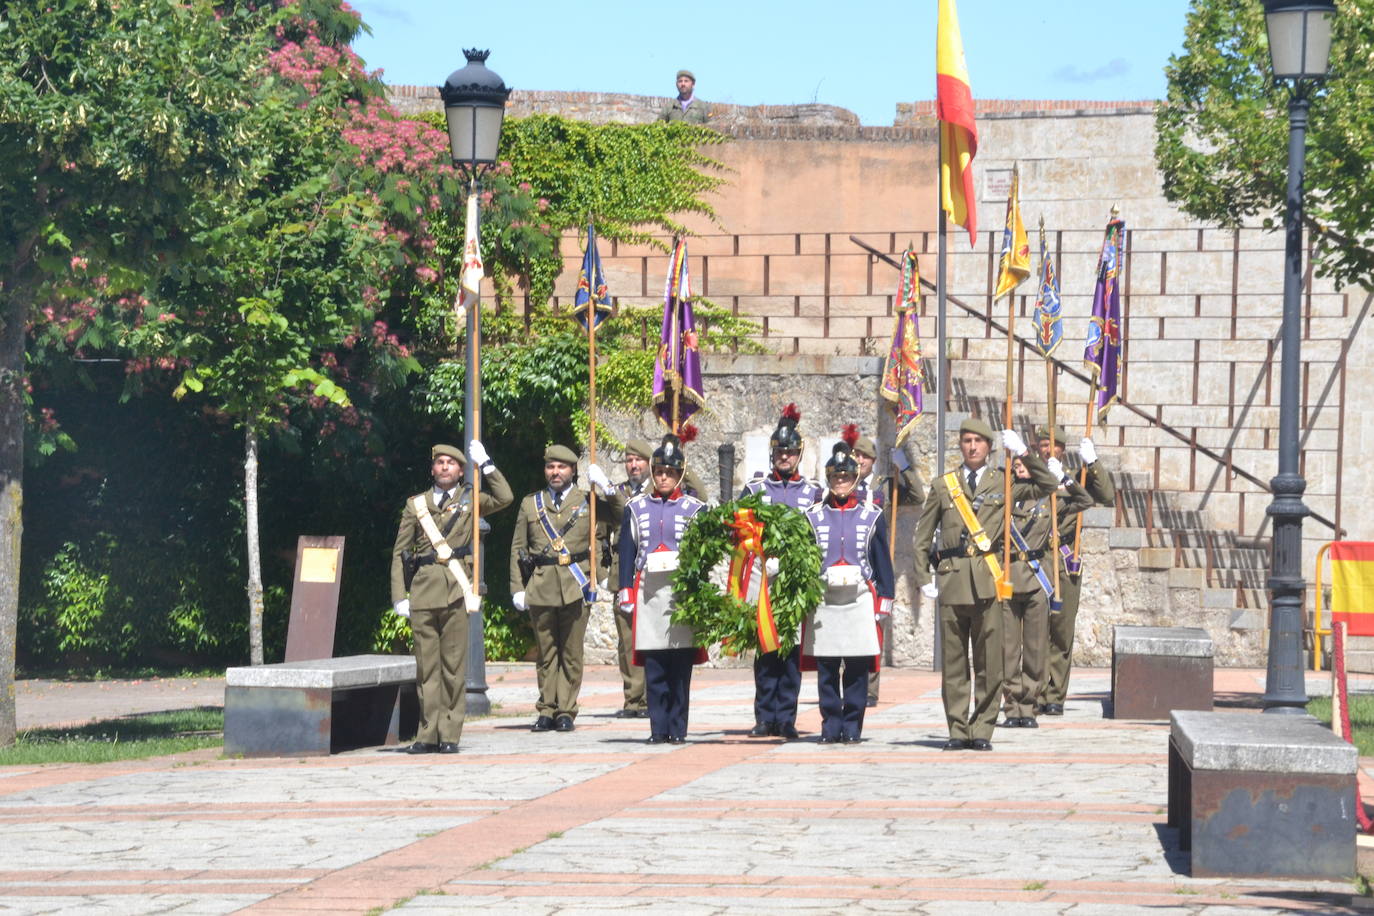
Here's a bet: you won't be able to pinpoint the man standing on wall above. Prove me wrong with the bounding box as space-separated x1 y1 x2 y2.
1036 426 1115 716
511 445 621 734
391 441 513 754
740 404 823 739
660 69 709 124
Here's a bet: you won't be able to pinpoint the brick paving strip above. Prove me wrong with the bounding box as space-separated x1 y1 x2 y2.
1 666 1369 915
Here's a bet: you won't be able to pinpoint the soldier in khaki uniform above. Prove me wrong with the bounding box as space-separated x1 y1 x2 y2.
999 454 1092 728
510 445 622 733
912 418 1056 750
660 69 709 123
601 439 654 719
390 441 513 754
851 433 924 708
1036 426 1116 716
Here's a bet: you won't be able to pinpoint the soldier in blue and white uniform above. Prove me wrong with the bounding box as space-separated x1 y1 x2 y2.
617 433 708 744
739 403 823 739
804 440 895 744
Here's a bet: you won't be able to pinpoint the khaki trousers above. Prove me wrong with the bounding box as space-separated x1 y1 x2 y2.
941 598 1004 741
1041 573 1083 706
530 600 589 719
411 603 469 744
615 608 646 711
1002 590 1049 719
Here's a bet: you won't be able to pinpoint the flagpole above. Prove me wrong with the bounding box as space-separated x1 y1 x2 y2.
586 223 599 578
1000 276 1015 600
934 139 948 674
1074 206 1118 563
1041 217 1061 604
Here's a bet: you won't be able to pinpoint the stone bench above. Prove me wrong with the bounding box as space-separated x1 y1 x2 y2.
1168 710 1357 879
1111 625 1213 719
224 655 418 757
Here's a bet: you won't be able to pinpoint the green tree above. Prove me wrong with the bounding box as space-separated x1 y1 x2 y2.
1155 0 1374 289
0 0 289 745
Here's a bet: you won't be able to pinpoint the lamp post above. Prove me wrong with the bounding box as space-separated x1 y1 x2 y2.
441 49 510 716
1260 0 1335 714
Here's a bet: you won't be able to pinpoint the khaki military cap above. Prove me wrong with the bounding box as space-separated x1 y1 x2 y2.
544 444 579 465
853 435 878 459
959 417 996 442
676 69 696 82
1036 425 1069 446
431 444 463 462
624 439 654 461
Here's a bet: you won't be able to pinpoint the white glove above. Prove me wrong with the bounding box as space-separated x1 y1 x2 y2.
512 591 528 611
617 587 635 614
1001 428 1027 456
1047 457 1065 481
764 557 780 577
890 448 911 472
586 463 612 492
468 438 490 466
877 597 893 618
921 582 939 600
392 599 410 619
1079 437 1098 466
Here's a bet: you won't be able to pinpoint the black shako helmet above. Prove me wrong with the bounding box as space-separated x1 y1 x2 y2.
652 424 695 471
826 424 860 476
770 403 804 453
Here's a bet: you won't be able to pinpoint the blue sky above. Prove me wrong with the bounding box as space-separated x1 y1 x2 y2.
349 0 1197 126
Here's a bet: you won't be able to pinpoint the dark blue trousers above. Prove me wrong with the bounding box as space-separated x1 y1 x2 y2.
643 648 695 739
816 656 872 740
753 645 802 728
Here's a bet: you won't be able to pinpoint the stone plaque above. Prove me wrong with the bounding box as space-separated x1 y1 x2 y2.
983 168 1013 201
284 535 346 662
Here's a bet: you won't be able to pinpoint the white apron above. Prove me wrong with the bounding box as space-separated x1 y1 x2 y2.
804 567 880 658
633 551 696 651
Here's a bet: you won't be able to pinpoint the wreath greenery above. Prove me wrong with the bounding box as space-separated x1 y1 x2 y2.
671 494 824 655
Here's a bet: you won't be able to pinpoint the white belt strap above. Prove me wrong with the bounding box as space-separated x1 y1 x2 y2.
412 495 481 612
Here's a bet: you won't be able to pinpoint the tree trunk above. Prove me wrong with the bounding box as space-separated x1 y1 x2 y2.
245 423 264 666
0 287 25 746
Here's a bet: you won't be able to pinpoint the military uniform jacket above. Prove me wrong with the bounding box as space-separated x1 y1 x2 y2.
390 468 514 609
661 99 709 123
857 467 924 510
619 490 707 652
510 486 626 606
804 498 895 658
600 478 649 589
911 453 1058 604
1009 477 1093 595
740 472 823 511
1056 462 1115 576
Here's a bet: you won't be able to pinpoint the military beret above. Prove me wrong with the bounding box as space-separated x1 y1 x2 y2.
1035 425 1069 446
431 444 463 462
676 69 695 82
959 417 996 442
544 444 579 465
624 439 654 461
853 435 878 459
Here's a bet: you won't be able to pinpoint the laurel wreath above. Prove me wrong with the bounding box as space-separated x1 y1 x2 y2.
671 494 824 655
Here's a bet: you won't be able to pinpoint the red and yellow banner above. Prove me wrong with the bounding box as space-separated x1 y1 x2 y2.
727 508 781 654
1332 541 1374 637
937 0 978 245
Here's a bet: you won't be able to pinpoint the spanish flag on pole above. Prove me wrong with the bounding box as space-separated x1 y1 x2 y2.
937 0 978 245
1331 542 1374 637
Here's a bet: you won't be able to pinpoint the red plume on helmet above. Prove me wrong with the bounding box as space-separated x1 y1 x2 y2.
782 403 801 423
771 403 804 451
678 423 698 444
841 424 860 448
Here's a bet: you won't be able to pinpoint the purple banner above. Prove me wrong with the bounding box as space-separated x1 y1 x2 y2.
651 239 704 431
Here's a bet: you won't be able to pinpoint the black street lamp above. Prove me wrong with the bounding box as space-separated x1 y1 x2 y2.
1260 0 1335 714
440 49 511 716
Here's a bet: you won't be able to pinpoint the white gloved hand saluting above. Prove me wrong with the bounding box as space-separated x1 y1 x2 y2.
921 582 939 600
512 591 527 611
392 599 411 619
1001 428 1028 456
586 463 612 493
764 557 780 577
1078 437 1098 466
468 438 494 473
1047 457 1066 482
890 448 911 472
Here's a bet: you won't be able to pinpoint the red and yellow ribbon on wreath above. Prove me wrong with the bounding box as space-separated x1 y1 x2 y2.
726 507 781 654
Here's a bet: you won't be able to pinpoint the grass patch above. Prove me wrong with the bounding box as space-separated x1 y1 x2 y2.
1306 694 1374 756
0 708 223 766
1022 880 1046 891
